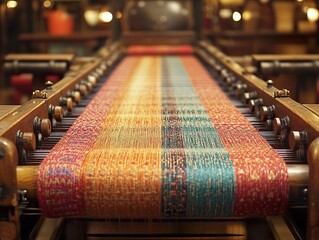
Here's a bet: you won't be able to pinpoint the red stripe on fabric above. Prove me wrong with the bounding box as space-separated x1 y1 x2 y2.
37 57 140 217
127 45 193 55
181 56 289 216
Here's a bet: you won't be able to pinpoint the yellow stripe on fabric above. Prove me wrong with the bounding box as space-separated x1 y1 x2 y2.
82 57 163 218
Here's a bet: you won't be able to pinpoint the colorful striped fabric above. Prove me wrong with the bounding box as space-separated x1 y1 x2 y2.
127 45 193 55
37 53 289 218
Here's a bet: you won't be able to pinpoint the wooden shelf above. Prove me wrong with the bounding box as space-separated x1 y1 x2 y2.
19 31 110 43
204 30 319 39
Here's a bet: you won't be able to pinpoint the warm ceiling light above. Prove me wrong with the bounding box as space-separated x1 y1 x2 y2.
99 11 113 23
307 7 319 22
84 10 100 26
43 0 52 8
219 9 232 19
168 2 181 13
7 0 18 8
232 11 242 22
115 11 122 19
242 11 252 21
137 1 146 8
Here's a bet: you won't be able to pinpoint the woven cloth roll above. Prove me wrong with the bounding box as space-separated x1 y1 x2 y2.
37 54 288 218
127 45 193 55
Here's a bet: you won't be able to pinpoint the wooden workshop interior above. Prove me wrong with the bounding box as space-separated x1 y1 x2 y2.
0 0 319 239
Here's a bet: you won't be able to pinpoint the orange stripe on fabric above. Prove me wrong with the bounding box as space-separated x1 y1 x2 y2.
37 57 141 217
82 57 163 218
127 45 193 55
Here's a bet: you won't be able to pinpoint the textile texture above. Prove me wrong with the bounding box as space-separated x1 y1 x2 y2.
37 50 288 218
127 45 193 55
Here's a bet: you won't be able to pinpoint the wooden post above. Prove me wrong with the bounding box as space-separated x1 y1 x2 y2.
0 137 19 240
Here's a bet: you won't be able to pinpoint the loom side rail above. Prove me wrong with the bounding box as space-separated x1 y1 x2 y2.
0 41 122 240
307 137 319 240
0 44 121 145
197 40 319 144
197 39 319 240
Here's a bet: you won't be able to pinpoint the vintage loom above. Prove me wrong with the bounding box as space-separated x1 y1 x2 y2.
0 39 318 239
1 0 319 234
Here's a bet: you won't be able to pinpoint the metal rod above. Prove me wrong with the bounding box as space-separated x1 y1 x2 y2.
16 164 309 205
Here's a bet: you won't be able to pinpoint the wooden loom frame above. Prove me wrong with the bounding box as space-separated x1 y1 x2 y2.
0 40 318 239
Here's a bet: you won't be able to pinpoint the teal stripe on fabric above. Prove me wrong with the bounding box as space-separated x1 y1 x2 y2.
162 56 236 217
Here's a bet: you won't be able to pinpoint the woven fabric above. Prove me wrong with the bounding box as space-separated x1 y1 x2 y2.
127 45 193 55
37 54 288 218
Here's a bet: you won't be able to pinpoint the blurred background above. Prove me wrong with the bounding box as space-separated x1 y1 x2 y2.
0 0 319 105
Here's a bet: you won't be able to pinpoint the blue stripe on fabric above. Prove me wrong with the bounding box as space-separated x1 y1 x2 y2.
161 56 235 217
